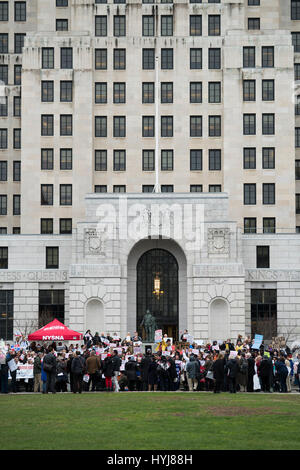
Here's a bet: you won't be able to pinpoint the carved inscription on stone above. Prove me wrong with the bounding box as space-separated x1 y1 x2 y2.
208 228 230 255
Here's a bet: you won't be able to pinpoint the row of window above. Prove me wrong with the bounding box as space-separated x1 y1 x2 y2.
0 161 20 181
0 194 20 215
0 129 21 149
41 184 72 206
0 64 21 86
0 96 21 117
93 184 222 193
244 183 276 205
0 1 26 22
0 33 25 54
244 218 276 234
0 247 60 269
0 227 20 234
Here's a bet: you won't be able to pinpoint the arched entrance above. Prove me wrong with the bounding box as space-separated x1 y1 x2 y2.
137 249 178 340
127 239 187 341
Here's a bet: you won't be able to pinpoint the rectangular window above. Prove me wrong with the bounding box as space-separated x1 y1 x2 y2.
208 15 220 36
60 114 72 136
13 96 21 117
60 184 72 205
296 159 300 180
14 65 21 85
95 49 107 70
190 15 202 36
14 33 25 53
113 116 126 137
143 149 155 171
95 82 107 104
94 185 107 193
190 82 202 103
262 79 274 101
297 194 300 214
95 150 107 171
0 2 8 21
209 116 221 137
263 183 275 205
190 149 202 171
161 116 173 137
243 46 255 68
262 148 275 169
95 116 107 137
209 185 221 192
161 185 173 192
0 33 8 53
46 247 59 269
142 82 154 104
113 185 126 193
41 149 54 170
248 18 260 30
56 0 68 5
42 48 54 69
13 129 21 149
0 65 8 84
143 185 155 193
95 15 107 36
114 49 126 70
41 184 53 205
190 48 202 69
161 48 173 69
14 2 26 21
0 247 8 268
143 116 155 137
256 246 269 268
292 32 300 52
190 116 202 137
248 0 260 4
243 148 256 169
41 219 53 235
292 0 300 19
161 149 173 171
243 80 256 101
114 15 126 37
263 218 276 234
0 290 13 340
295 63 300 80
41 81 54 102
190 185 203 192
0 96 7 116
61 47 72 69
113 150 126 171
60 81 72 102
13 195 20 215
56 19 68 31
296 128 300 147
142 15 154 36
208 82 221 103
161 82 173 104
161 15 173 36
208 48 221 69
244 183 256 205
113 82 126 104
262 46 274 68
60 219 72 234
60 149 72 170
209 149 221 170
243 114 256 135
41 115 54 136
0 161 7 181
262 113 275 135
0 195 6 215
0 129 7 149
244 218 256 234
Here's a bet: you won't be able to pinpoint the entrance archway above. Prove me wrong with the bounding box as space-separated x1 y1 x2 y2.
127 239 187 341
137 249 178 340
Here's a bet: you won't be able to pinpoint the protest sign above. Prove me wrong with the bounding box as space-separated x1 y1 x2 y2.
8 364 34 380
154 330 162 343
252 334 263 350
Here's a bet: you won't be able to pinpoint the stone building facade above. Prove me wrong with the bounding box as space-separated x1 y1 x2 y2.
0 0 300 342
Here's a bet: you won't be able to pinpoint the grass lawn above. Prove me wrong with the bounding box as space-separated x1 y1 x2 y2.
0 392 300 450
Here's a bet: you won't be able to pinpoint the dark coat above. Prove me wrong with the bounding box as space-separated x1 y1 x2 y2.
148 360 158 385
225 359 239 378
259 358 273 377
247 357 255 376
125 359 138 381
71 355 85 375
43 352 57 373
186 357 199 379
112 355 122 372
103 356 114 377
212 358 225 382
140 355 152 381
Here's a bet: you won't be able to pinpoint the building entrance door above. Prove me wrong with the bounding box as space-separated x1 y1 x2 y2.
136 248 179 341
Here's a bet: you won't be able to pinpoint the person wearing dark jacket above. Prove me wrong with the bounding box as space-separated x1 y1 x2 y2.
212 353 225 393
43 347 57 394
103 354 114 391
275 357 288 393
225 355 239 393
92 332 101 345
125 357 138 391
112 350 122 392
148 356 158 391
247 353 256 392
71 351 85 393
259 355 273 392
140 353 152 391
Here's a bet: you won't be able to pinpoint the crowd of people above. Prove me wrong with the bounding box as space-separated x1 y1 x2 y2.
0 330 299 394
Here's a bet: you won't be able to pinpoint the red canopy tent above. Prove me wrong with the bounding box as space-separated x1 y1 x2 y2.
28 318 82 342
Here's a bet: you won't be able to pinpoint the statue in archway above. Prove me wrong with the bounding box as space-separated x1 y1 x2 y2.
140 309 157 342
